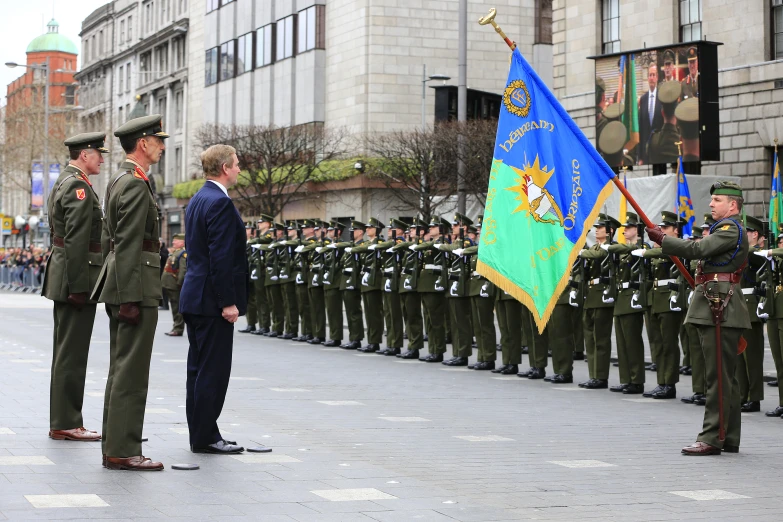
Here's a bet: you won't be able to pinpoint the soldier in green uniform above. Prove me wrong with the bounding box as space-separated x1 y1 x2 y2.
395 220 426 359
653 181 749 455
250 214 275 336
737 216 766 412
162 234 187 336
440 213 475 366
761 228 783 416
240 223 258 333
636 211 684 400
606 213 648 394
661 49 676 83
260 223 287 337
373 219 407 355
321 220 346 347
544 288 578 383
298 219 327 344
577 213 620 389
92 114 168 470
277 221 300 340
334 221 366 349
354 218 386 352
292 220 315 342
675 98 700 161
680 47 699 100
518 305 550 378
648 82 682 165
412 217 450 362
43 132 108 442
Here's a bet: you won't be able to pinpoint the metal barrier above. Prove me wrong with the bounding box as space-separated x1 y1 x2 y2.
0 265 43 293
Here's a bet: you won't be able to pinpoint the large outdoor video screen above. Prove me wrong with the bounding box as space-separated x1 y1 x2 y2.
592 42 720 168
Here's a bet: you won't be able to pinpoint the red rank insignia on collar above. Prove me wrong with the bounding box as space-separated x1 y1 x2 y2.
133 166 149 181
80 173 93 187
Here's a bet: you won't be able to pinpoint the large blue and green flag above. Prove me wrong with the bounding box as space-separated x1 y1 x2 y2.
477 48 617 333
770 147 782 236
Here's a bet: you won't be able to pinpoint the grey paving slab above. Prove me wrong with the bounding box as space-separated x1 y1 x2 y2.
1 292 782 521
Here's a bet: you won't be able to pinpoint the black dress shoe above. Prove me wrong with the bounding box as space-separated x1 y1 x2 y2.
643 385 664 398
683 367 692 376
527 367 546 379
419 354 444 363
520 346 529 354
543 373 554 381
383 348 401 356
257 327 270 335
681 392 705 404
307 337 323 345
581 379 608 389
322 339 341 347
550 374 573 384
442 357 468 366
472 343 478 349
398 349 419 359
741 401 760 413
303 335 314 341
293 335 308 342
403 333 408 340
610 383 629 393
282 333 297 340
651 385 676 399
622 383 644 394
491 364 509 374
266 331 280 338
694 395 707 406
517 367 534 378
358 344 380 353
679 365 688 375
572 352 585 361
341 341 361 350
765 405 783 417
423 335 429 342
192 440 244 454
500 364 518 375
472 361 495 370
547 350 552 357
767 380 779 387
238 326 256 333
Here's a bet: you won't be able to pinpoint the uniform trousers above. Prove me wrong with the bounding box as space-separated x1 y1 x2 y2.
255 279 270 330
383 290 404 348
309 286 326 340
471 296 496 362
324 288 343 341
421 293 446 355
614 312 645 385
343 289 364 342
402 292 424 350
281 283 299 335
168 287 184 334
296 283 312 336
584 307 614 380
362 290 384 344
770 319 783 405
266 285 285 334
497 299 522 365
687 323 706 394
549 304 576 377
654 311 683 385
737 322 765 403
448 297 473 358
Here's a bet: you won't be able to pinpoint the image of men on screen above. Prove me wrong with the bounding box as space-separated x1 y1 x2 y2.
638 64 663 165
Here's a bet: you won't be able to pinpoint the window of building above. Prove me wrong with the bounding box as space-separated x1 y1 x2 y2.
158 96 167 126
773 0 783 59
161 0 169 23
256 24 275 67
99 30 104 55
205 47 218 85
126 63 131 91
237 32 254 73
128 16 133 41
206 0 219 12
680 0 702 41
146 2 154 34
220 40 236 80
83 39 89 62
120 20 126 43
297 5 325 53
118 106 123 124
601 0 620 54
175 146 183 183
179 0 187 15
140 51 152 84
173 37 186 69
175 90 184 129
91 35 97 61
276 15 296 61
535 0 553 44
157 43 169 77
118 65 124 93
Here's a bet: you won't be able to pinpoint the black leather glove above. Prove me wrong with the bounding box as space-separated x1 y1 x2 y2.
118 302 141 326
67 292 88 310
646 226 666 246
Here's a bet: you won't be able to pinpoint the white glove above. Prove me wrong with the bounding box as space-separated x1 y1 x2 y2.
758 301 770 320
454 248 465 257
345 247 353 253
669 294 682 312
294 245 305 253
250 244 263 250
631 249 645 257
386 248 395 254
435 244 445 250
409 245 417 251
327 243 338 249
600 244 610 251
755 250 771 259
687 290 694 305
315 247 324 253
568 290 578 308
369 244 378 250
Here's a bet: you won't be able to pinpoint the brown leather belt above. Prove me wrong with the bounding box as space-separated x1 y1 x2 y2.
695 272 741 285
110 239 160 253
52 235 102 253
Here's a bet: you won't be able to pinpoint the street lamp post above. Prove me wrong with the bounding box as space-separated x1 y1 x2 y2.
420 65 450 219
457 0 468 215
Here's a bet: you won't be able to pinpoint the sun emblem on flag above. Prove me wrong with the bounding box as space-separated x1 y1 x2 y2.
506 154 564 227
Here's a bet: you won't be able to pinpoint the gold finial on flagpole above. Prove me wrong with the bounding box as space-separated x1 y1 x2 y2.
478 8 517 51
775 138 779 154
622 166 628 172
674 140 683 157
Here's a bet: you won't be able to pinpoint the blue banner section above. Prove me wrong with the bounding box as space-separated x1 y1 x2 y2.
676 158 695 238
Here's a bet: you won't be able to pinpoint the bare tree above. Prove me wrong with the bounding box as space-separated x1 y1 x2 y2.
193 123 349 217
438 119 497 207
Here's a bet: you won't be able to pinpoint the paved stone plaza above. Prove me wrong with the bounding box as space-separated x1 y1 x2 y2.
0 292 781 521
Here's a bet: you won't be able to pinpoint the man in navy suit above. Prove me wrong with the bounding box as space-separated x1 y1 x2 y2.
638 64 663 165
180 144 250 454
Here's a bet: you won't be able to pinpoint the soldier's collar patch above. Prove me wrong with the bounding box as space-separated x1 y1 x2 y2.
80 173 93 186
75 188 86 201
720 225 730 231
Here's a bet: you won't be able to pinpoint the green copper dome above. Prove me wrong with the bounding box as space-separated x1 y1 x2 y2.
26 19 77 55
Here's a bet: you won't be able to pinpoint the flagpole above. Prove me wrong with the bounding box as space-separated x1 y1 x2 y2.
478 9 695 289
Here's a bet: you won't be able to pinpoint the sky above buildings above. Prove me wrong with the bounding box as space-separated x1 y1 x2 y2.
0 0 108 106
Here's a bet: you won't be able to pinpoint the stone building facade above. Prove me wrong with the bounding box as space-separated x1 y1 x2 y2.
552 0 783 215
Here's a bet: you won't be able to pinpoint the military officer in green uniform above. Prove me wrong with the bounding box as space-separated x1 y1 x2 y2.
636 211 684 400
577 213 620 389
606 213 648 395
462 236 502 371
371 219 407 355
297 219 327 344
261 223 287 337
277 221 300 339
250 214 275 335
162 233 187 336
92 114 168 470
653 181 749 455
334 221 366 349
395 220 426 359
412 217 450 362
648 82 682 165
737 216 766 412
240 223 258 333
43 132 108 442
544 288 578 383
440 213 474 366
680 47 699 100
353 218 386 352
321 220 346 347
291 220 315 342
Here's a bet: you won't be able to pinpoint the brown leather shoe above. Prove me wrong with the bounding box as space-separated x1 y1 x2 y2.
104 455 164 471
681 441 721 456
164 331 183 337
49 427 101 441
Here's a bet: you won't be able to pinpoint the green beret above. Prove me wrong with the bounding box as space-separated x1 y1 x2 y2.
257 213 275 224
351 220 367 231
367 217 386 230
622 212 640 227
675 98 699 138
658 211 679 227
114 114 169 141
452 213 473 227
389 218 408 231
64 132 110 153
603 103 624 120
745 216 764 233
710 181 743 197
663 49 675 64
598 121 626 155
594 213 621 230
173 233 185 240
658 81 681 105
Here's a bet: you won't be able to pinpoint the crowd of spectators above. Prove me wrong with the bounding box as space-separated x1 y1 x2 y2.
0 246 49 287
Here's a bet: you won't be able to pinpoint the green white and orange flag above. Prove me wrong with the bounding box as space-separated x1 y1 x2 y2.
621 54 640 151
770 144 782 236
477 48 616 333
